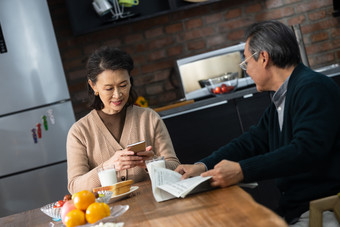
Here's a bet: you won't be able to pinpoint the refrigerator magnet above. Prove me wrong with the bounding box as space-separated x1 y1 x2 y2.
31 128 38 143
42 115 48 131
47 109 55 124
36 123 42 138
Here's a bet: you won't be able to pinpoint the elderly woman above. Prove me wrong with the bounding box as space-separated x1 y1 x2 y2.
67 46 180 194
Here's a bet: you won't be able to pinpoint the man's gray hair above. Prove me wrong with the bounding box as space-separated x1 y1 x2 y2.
245 20 301 68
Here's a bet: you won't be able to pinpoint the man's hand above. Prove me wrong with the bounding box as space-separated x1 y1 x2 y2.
201 160 244 187
175 163 207 180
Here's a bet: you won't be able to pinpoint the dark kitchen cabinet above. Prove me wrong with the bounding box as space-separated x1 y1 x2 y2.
234 91 272 133
163 101 243 164
65 0 220 36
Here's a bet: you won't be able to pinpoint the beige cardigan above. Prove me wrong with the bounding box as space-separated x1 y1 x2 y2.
66 105 180 194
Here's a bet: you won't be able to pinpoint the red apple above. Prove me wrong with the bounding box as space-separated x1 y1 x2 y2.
61 200 76 225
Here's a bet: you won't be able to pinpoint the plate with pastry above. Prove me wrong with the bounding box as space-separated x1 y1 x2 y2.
93 180 139 203
109 186 139 203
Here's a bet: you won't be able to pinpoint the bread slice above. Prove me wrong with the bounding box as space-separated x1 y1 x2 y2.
93 180 133 196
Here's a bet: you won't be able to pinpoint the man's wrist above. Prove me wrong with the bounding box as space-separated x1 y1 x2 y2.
194 162 208 172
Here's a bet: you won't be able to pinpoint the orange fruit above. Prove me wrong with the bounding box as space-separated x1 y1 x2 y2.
64 209 86 227
85 202 111 224
73 190 96 211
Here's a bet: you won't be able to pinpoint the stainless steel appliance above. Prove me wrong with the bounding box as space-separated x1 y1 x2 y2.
176 43 255 100
0 0 75 217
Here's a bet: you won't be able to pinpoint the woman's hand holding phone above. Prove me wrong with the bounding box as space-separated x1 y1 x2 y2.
109 145 143 171
127 141 153 168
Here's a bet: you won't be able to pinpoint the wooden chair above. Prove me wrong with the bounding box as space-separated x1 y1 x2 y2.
309 193 340 227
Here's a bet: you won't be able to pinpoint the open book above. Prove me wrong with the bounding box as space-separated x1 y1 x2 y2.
147 163 213 202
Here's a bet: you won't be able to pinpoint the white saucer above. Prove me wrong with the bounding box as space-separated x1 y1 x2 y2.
108 186 139 203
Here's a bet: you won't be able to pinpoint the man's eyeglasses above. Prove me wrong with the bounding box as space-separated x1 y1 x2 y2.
239 52 258 71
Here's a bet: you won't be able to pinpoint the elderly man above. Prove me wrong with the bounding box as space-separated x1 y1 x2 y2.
175 20 340 226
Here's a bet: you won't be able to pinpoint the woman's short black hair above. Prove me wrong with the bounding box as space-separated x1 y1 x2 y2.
86 46 138 110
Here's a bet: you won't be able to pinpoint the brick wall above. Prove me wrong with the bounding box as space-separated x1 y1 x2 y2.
48 0 340 120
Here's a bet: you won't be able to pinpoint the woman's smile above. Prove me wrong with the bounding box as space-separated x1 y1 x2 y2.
111 99 123 106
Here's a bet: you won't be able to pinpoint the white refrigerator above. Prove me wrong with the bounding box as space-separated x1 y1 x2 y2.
0 0 76 217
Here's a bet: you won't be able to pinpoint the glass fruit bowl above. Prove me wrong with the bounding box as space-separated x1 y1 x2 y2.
96 190 114 204
48 205 130 227
40 191 113 221
40 201 62 220
203 72 238 96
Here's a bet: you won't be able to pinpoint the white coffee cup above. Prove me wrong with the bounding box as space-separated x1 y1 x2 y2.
97 165 117 187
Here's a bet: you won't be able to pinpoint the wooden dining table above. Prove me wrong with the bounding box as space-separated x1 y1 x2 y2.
0 180 288 227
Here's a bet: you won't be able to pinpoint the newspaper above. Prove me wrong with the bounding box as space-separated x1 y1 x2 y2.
147 165 212 202
146 160 258 202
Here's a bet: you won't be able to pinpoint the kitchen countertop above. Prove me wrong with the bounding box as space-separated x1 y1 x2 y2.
158 64 340 119
158 85 258 119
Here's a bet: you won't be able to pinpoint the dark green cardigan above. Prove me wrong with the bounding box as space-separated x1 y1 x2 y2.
200 63 340 222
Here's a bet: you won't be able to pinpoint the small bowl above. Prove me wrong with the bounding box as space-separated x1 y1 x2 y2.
96 190 114 204
40 201 61 220
203 72 238 96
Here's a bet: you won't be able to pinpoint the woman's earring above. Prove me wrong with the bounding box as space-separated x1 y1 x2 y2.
95 91 99 96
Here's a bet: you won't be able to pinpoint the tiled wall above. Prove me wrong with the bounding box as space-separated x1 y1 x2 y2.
48 0 340 120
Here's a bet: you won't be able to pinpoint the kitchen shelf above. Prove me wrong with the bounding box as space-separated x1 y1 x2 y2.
65 0 220 36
